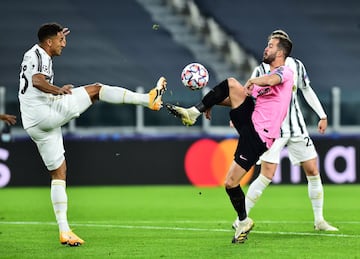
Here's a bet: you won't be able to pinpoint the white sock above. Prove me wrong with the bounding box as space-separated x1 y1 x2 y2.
99 84 149 106
245 174 272 215
191 106 201 113
51 180 70 232
307 175 324 223
188 107 201 121
190 106 201 115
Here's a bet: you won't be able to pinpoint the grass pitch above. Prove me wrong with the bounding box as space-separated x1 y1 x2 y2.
0 185 359 258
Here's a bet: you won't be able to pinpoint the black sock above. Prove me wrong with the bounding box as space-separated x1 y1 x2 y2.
226 185 247 221
195 79 229 112
195 102 207 113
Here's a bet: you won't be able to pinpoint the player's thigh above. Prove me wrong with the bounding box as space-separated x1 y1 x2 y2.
287 135 317 165
233 124 267 172
228 78 247 108
72 87 93 114
260 137 288 164
26 126 65 171
39 87 92 129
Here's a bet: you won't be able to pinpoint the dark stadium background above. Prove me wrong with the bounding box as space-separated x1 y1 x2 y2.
0 0 359 187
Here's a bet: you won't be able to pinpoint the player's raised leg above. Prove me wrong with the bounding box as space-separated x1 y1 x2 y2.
165 104 200 126
166 79 231 126
148 77 167 110
97 76 167 110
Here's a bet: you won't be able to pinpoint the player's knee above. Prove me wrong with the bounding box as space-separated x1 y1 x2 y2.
85 83 102 101
49 160 67 180
228 77 245 98
261 169 275 180
227 77 239 87
304 168 319 177
261 163 277 179
224 177 238 189
224 181 232 189
302 158 319 176
91 82 103 91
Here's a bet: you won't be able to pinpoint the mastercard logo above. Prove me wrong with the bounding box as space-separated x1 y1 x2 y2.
184 138 254 187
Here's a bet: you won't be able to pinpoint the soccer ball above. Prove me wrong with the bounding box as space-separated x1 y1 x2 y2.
181 63 209 90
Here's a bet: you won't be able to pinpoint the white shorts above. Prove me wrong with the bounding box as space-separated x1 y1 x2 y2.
259 135 318 165
26 87 91 171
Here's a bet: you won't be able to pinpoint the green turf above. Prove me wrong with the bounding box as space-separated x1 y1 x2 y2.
0 185 359 258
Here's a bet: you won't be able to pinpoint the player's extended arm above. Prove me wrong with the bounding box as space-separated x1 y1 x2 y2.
62 27 70 47
0 114 16 125
244 74 281 95
246 73 281 87
32 74 73 95
301 86 327 133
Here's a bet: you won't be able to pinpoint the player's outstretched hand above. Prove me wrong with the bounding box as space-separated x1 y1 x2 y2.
62 27 70 36
244 80 254 96
0 114 17 125
204 108 212 120
318 118 327 134
58 84 73 95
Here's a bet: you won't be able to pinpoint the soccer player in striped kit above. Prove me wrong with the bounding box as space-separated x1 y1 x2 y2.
233 30 338 231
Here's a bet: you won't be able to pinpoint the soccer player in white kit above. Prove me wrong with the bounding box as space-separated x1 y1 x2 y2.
233 30 338 231
18 22 167 246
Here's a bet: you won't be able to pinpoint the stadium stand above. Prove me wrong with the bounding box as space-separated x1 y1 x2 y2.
0 0 359 130
0 0 205 127
193 0 360 110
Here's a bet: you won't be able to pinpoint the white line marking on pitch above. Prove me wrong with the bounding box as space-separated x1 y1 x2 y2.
0 221 358 238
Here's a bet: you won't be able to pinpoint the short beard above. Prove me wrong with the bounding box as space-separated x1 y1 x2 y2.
263 54 275 64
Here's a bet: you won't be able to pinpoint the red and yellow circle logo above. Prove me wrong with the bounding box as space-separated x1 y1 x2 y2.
184 138 254 187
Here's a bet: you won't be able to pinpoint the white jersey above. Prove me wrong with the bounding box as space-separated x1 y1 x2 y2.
251 57 327 138
18 44 54 129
